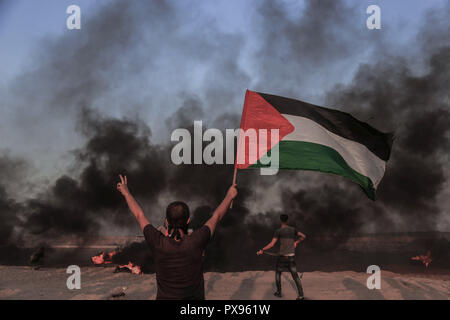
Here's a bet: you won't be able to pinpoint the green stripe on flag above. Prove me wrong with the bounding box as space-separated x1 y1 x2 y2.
250 140 377 200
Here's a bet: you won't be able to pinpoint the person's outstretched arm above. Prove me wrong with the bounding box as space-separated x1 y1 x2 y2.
204 184 237 236
116 174 150 231
257 238 278 255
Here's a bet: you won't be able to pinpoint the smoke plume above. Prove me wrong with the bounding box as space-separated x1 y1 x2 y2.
0 0 448 269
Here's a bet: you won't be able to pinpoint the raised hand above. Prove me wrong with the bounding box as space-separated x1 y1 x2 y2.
226 184 238 200
116 174 149 231
116 174 129 196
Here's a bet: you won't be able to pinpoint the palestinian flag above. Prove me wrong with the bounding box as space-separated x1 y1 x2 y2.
235 90 393 200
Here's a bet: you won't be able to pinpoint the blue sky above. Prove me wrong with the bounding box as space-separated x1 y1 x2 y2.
0 0 447 83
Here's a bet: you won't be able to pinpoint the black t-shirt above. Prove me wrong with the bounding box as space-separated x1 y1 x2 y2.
274 226 298 256
143 224 211 300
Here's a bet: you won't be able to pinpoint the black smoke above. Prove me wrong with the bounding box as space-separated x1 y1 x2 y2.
23 110 167 237
0 154 27 244
0 0 449 270
324 49 450 232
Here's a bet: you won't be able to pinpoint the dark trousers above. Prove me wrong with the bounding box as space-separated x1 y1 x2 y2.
275 256 304 297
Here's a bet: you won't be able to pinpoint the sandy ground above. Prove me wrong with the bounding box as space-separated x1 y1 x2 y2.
0 266 448 300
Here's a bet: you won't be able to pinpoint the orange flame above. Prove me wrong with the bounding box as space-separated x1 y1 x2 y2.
91 251 116 265
411 250 432 268
118 262 142 275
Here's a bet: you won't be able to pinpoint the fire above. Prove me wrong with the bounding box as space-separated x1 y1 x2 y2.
91 251 116 265
411 250 432 268
91 250 142 275
117 262 142 275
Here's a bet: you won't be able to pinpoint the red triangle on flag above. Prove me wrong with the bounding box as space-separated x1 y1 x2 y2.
236 90 294 169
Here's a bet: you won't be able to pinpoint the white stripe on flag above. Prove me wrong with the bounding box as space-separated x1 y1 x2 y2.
281 114 386 187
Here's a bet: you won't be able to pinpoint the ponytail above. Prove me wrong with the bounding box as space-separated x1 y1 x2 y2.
166 201 190 240
168 224 188 240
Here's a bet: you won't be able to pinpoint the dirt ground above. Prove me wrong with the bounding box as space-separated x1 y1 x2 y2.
0 266 448 300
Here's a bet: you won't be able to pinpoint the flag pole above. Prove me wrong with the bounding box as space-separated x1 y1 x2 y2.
232 166 238 184
230 89 249 210
230 166 237 209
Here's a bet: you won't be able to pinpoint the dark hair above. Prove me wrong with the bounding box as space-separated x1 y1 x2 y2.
166 201 190 240
280 214 289 223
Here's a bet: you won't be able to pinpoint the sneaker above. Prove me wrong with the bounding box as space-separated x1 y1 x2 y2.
296 296 304 300
274 291 282 298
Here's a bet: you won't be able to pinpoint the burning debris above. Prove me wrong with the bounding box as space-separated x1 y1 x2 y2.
91 251 116 265
114 262 142 275
411 251 433 268
92 250 142 274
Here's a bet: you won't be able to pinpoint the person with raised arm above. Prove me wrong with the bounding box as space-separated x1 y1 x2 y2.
116 174 237 300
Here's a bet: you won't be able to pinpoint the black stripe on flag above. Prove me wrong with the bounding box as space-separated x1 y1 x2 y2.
258 92 393 161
